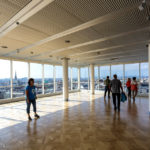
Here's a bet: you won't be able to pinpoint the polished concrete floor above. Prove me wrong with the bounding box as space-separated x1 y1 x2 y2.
0 91 150 150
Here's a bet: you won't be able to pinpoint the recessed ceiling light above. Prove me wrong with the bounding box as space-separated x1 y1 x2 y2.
111 57 119 61
65 40 70 43
1 46 8 48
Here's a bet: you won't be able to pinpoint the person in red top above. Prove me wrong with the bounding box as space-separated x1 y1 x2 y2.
131 77 138 101
126 78 131 99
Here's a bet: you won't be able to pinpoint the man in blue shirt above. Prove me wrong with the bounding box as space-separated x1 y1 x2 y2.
26 78 40 121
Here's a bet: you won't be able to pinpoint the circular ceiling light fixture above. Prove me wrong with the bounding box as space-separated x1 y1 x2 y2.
65 40 70 43
1 46 8 49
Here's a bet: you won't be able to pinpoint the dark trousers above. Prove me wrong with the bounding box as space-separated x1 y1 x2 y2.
127 87 131 97
112 93 120 110
26 99 36 114
104 86 110 97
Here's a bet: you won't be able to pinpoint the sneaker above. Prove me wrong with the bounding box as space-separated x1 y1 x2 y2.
35 114 40 119
28 116 32 121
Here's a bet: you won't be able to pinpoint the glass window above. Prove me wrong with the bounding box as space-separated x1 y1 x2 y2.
72 67 78 90
80 67 89 90
111 64 123 83
12 61 28 98
55 66 63 92
68 67 71 90
99 66 110 90
0 59 11 99
140 62 148 95
44 64 54 94
30 63 42 94
125 63 139 82
94 66 99 90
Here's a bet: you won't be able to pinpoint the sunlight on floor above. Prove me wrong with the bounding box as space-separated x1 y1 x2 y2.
0 92 103 130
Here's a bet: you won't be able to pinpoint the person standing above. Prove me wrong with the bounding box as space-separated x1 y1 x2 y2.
126 78 131 99
110 74 123 111
131 77 138 101
26 78 40 121
104 76 111 98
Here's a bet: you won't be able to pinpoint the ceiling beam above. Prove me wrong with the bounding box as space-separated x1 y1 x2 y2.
77 53 146 63
32 26 150 59
0 0 55 38
73 49 146 60
69 40 149 58
4 1 142 57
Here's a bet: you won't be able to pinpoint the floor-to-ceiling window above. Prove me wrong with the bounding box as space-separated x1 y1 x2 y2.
125 63 139 82
99 66 110 90
30 63 42 94
125 63 139 93
0 59 11 99
55 66 63 92
111 64 124 84
80 67 89 90
68 67 71 90
44 64 54 94
72 67 78 90
12 61 28 98
140 62 148 95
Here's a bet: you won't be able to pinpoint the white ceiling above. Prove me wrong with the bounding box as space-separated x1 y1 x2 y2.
0 0 149 66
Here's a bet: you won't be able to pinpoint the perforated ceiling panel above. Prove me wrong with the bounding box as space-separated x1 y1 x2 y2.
0 0 149 66
22 1 83 36
55 0 141 22
0 0 31 27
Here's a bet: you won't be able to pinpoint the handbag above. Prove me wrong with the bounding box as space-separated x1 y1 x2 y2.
121 92 127 103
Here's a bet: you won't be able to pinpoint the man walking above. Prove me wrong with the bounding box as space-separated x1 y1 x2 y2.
110 74 123 111
104 76 111 98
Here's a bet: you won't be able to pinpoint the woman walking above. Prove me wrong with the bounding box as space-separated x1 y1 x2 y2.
131 77 138 101
126 78 131 99
26 78 40 121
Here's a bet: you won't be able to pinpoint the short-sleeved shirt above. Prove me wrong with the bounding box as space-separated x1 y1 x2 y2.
111 79 121 93
104 79 111 86
26 85 36 100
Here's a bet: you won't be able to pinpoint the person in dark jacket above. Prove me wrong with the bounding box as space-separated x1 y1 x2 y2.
104 76 111 98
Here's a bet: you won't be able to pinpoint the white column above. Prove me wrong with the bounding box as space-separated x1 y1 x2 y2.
78 67 80 90
148 44 150 113
90 64 95 94
28 62 30 79
62 58 69 101
109 65 112 79
42 64 44 94
10 60 13 99
53 65 56 93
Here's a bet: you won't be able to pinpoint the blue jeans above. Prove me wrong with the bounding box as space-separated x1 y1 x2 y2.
26 99 36 114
